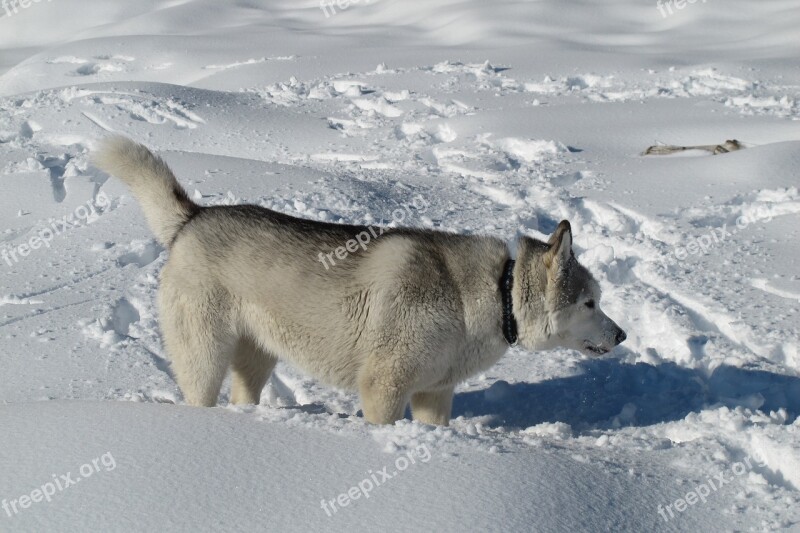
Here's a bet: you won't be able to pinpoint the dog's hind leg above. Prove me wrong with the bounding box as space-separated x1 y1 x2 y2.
230 336 277 405
160 284 235 407
411 387 454 426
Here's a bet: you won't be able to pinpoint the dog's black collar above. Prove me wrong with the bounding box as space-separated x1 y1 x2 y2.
500 259 518 346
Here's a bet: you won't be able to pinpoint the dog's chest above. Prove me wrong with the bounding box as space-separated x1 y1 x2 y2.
434 337 508 388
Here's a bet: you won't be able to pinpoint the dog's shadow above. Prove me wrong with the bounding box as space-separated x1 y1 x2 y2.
452 358 800 430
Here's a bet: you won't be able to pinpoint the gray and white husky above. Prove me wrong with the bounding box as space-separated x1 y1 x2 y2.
94 136 626 425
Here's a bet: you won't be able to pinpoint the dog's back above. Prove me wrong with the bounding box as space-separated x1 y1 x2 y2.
166 203 510 388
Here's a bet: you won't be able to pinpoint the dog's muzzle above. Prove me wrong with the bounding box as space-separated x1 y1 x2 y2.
584 328 626 355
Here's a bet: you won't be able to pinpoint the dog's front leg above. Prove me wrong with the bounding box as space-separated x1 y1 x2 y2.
358 372 409 425
411 387 454 426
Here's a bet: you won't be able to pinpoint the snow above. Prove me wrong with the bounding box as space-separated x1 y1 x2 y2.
1 0 800 531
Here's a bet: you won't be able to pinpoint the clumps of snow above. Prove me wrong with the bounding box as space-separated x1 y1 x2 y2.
487 137 568 163
72 62 125 77
417 97 472 117
116 240 162 268
726 94 795 110
46 56 89 65
81 297 143 347
524 73 618 96
251 77 339 105
683 187 800 228
4 156 46 173
523 421 573 440
680 69 753 95
351 97 404 118
0 295 44 306
203 56 295 70
85 94 205 129
516 68 800 121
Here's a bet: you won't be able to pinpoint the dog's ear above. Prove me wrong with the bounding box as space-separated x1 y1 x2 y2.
544 220 573 269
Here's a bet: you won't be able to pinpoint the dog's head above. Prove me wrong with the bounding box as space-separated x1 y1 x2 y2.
513 220 626 355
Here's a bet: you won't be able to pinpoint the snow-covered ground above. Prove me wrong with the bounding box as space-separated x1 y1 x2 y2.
1 1 800 531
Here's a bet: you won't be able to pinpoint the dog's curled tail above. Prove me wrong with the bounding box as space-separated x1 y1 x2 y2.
93 136 199 246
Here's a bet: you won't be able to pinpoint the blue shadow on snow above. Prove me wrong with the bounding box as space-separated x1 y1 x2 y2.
451 359 800 430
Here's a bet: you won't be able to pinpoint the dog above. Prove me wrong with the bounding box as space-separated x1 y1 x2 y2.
93 136 627 425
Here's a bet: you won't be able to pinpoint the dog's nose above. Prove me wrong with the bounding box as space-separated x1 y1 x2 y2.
615 329 627 345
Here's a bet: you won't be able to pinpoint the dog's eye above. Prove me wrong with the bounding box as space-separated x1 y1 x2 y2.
584 300 595 309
